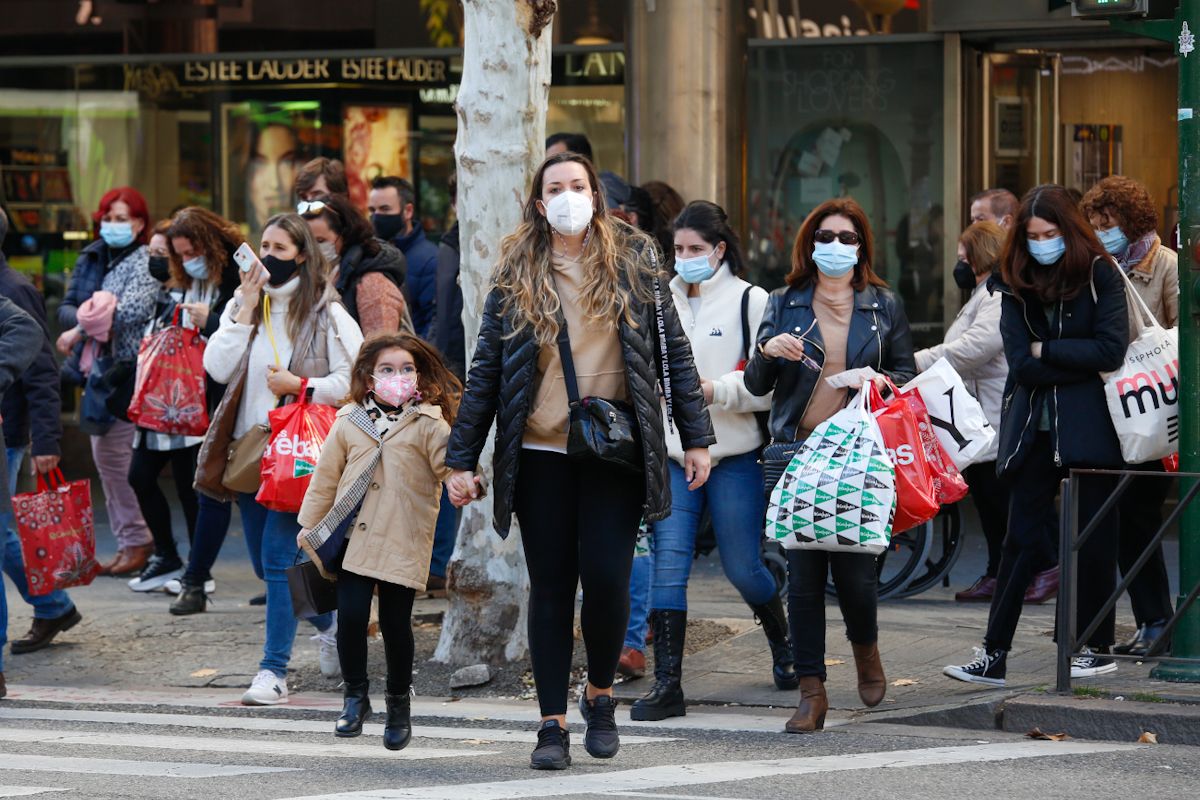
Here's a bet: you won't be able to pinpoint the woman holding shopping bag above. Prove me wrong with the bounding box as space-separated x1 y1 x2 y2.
944 184 1128 686
190 212 363 705
630 200 795 723
744 197 916 733
446 152 714 770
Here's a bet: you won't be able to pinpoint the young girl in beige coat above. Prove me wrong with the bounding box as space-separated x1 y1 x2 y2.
297 333 460 750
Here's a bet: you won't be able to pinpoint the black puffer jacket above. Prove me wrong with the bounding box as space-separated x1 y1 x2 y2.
445 241 716 538
991 257 1129 476
745 282 916 443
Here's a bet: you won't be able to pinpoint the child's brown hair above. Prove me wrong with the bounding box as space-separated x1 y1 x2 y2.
349 333 462 424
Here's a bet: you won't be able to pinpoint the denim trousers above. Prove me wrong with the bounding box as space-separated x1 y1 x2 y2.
623 547 654 651
236 493 333 677
181 494 234 585
787 549 879 680
0 446 76 672
649 450 777 611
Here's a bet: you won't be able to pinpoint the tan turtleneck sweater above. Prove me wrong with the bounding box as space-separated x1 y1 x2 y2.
799 282 853 438
522 255 628 452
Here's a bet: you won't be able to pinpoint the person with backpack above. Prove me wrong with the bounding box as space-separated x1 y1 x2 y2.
629 200 794 723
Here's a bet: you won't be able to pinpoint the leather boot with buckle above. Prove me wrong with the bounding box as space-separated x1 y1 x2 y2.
750 596 800 690
785 676 828 733
851 641 886 707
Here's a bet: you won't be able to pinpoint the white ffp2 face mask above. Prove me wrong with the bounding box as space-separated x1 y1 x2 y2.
544 190 594 236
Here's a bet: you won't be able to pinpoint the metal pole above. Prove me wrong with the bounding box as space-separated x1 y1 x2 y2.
1153 0 1200 681
1056 477 1075 694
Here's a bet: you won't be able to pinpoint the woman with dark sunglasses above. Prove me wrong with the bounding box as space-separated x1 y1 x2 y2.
744 197 916 733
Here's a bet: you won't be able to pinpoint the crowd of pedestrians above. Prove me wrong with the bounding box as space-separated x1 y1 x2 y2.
0 130 1183 771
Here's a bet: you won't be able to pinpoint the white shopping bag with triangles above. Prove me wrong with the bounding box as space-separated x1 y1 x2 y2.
765 388 896 555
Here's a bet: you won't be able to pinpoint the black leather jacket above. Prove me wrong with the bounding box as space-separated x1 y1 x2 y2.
446 242 716 538
744 283 916 443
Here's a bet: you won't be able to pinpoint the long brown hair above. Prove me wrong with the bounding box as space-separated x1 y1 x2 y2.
256 212 331 341
349 333 462 424
1000 184 1108 302
959 221 1006 276
165 207 243 290
493 152 658 347
785 198 889 291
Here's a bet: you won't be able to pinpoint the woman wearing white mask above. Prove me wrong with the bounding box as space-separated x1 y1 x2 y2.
630 201 796 724
445 152 714 770
744 198 916 733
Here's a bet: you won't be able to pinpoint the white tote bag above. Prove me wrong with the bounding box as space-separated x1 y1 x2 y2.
765 389 896 556
900 358 997 469
1103 269 1179 463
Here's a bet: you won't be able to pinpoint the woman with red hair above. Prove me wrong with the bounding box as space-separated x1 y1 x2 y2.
57 187 159 577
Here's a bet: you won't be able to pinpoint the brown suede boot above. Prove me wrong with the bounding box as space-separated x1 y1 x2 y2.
785 676 828 733
108 544 154 577
851 641 886 707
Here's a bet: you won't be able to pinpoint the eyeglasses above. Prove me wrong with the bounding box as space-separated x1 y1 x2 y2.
813 229 861 246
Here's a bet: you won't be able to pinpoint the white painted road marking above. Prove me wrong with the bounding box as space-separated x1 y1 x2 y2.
278 741 1141 800
0 708 677 745
0 788 69 798
0 729 496 761
0 754 296 778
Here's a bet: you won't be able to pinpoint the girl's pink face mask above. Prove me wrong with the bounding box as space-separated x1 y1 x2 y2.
373 373 421 407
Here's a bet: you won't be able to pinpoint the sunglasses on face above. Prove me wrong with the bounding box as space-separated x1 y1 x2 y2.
296 200 328 215
813 229 861 246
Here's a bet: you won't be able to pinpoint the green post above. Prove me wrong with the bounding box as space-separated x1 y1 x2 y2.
1152 1 1200 681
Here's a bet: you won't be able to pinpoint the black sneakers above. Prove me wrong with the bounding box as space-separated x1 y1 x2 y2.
943 647 1007 686
1071 647 1118 678
530 720 571 770
578 693 620 759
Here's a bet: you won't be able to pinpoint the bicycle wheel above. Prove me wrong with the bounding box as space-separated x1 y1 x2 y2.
894 504 965 599
824 523 930 600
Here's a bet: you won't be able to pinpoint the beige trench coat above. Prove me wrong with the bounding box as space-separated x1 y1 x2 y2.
298 402 453 591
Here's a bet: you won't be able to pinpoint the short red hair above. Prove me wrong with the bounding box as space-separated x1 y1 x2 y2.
94 187 152 245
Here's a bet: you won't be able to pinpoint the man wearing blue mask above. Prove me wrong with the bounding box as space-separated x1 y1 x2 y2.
368 176 438 341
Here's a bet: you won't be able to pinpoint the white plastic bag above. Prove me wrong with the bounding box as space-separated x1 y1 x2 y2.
901 358 997 469
1103 270 1179 463
765 390 896 555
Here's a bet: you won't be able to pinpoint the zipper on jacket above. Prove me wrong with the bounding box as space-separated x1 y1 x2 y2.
1052 299 1063 467
1002 391 1037 474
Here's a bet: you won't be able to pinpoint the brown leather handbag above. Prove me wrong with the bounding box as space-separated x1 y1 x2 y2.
221 423 271 494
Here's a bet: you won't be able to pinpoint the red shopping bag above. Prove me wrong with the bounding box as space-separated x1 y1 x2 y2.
868 381 940 533
13 469 101 596
894 387 970 506
127 307 209 436
256 379 337 513
1163 453 1180 472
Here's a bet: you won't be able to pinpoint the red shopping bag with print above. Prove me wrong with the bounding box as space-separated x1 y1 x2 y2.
256 379 337 513
868 381 940 533
893 387 969 506
14 469 101 596
127 307 209 436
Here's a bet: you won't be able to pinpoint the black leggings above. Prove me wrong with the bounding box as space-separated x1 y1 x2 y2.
514 450 643 717
128 443 200 562
336 568 416 696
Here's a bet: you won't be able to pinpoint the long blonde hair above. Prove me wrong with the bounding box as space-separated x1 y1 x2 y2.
492 152 659 347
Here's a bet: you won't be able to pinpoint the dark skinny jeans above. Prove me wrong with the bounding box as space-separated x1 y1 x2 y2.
181 493 233 586
787 549 879 681
128 442 200 563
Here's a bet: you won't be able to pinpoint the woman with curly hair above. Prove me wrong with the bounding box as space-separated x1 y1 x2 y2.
1081 175 1178 657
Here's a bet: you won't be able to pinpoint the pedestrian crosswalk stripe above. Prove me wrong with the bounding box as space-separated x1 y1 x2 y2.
0 788 69 798
0 729 498 761
275 741 1141 800
0 755 296 778
0 708 677 745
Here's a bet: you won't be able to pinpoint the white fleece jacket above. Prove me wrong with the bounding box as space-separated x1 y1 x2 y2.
204 278 364 439
665 263 773 466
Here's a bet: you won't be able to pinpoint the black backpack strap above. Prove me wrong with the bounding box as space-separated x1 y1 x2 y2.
740 285 753 363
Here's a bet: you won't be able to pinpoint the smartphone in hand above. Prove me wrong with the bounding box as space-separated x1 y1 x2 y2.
233 242 259 273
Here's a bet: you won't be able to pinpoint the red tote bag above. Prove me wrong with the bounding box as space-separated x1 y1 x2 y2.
14 469 101 596
894 387 970 506
127 306 210 436
868 381 941 533
256 379 337 513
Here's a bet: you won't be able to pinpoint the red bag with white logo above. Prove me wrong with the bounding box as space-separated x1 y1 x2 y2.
256 379 337 513
893 387 969 506
14 469 101 596
127 307 210 436
868 381 940 533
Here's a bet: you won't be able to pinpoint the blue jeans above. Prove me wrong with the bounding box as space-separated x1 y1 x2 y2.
650 450 776 611
236 493 333 677
1 447 76 672
623 546 654 651
429 487 458 578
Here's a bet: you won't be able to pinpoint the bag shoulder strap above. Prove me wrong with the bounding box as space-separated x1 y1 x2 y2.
740 285 753 363
554 318 583 408
649 246 675 434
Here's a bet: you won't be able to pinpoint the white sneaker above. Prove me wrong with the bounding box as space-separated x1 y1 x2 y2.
241 669 288 705
314 614 340 678
164 578 215 596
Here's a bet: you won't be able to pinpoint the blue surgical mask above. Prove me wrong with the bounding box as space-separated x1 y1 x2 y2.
812 241 859 278
1096 226 1129 257
1027 236 1065 266
99 221 135 249
182 255 209 280
674 249 718 284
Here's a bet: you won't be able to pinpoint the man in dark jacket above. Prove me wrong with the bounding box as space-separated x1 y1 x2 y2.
433 174 465 381
368 176 439 340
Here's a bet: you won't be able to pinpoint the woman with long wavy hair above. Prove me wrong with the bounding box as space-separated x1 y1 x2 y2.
446 152 714 770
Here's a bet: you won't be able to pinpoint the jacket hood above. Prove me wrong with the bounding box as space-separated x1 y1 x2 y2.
338 240 407 292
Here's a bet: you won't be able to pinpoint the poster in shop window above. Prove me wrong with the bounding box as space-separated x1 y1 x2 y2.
341 105 413 211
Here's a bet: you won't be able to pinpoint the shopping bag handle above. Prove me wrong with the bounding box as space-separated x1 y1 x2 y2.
171 304 183 328
297 377 309 406
36 468 67 493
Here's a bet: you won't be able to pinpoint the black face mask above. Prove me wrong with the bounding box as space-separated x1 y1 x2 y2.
148 255 171 284
953 259 977 291
371 213 407 242
262 254 300 286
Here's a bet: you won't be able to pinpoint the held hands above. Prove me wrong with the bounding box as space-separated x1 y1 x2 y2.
447 470 484 507
684 448 711 491
267 364 303 397
762 333 808 362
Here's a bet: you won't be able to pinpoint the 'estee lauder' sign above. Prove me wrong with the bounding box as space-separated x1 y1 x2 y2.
181 56 450 87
